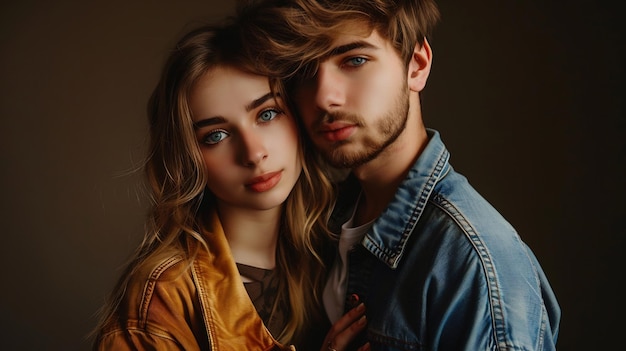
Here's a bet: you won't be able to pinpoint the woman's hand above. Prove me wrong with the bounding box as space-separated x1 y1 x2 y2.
321 303 369 351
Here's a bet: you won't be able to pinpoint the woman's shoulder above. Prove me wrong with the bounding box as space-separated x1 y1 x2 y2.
125 249 199 303
105 250 197 327
95 250 206 350
133 252 188 283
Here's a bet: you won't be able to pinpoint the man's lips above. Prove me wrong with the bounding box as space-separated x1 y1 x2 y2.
318 122 357 142
245 171 282 192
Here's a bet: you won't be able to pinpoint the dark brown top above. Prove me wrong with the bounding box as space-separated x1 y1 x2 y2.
236 262 287 338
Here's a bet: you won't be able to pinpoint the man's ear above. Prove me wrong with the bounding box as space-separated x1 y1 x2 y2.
407 38 433 92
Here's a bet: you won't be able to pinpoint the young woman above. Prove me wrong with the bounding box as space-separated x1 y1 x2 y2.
92 20 366 351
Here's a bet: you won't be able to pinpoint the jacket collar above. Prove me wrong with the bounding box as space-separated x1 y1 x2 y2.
190 210 292 350
331 129 450 269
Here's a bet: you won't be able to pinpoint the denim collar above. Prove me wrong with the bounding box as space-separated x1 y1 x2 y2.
335 129 450 269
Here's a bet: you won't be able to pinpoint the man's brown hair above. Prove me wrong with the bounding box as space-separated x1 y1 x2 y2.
237 0 440 81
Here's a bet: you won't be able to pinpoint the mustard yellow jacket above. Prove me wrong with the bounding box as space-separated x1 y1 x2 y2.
95 211 294 351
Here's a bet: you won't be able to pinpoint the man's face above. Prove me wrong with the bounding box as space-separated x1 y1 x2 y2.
294 30 410 168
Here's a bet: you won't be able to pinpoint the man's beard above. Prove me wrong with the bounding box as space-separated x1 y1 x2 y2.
321 86 410 169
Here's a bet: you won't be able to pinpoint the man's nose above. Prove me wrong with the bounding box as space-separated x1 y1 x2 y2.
314 65 345 111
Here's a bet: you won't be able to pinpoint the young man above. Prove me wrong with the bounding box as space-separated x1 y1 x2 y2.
240 0 561 350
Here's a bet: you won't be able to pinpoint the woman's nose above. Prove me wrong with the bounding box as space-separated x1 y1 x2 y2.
239 131 268 166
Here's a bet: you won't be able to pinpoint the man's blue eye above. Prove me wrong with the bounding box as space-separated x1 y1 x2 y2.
348 57 367 66
259 109 279 122
204 130 228 145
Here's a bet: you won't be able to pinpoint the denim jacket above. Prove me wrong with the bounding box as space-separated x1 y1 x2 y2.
330 130 560 351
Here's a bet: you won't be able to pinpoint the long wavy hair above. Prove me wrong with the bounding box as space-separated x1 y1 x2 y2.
93 20 335 344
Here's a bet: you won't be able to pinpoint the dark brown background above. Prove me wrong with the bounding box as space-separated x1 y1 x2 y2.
1 1 623 350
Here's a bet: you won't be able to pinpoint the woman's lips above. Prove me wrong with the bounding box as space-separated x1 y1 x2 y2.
246 171 282 192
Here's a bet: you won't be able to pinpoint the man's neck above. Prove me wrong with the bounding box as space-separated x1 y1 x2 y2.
352 108 428 227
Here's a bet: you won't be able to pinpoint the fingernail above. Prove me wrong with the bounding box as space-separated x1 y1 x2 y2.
356 302 365 312
358 315 367 326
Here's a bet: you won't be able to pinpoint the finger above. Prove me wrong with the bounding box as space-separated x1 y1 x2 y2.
321 303 367 351
328 302 366 335
328 314 367 351
356 342 371 351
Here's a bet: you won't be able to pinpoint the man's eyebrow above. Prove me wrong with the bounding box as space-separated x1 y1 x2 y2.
326 41 377 58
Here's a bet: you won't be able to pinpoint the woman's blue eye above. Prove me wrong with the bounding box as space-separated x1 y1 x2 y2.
259 109 279 122
203 130 229 145
348 57 367 66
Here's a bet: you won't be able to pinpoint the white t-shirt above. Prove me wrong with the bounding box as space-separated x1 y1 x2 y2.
323 203 374 323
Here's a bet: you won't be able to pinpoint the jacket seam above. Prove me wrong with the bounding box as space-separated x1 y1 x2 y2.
99 327 182 346
139 255 185 327
430 194 512 351
394 150 447 266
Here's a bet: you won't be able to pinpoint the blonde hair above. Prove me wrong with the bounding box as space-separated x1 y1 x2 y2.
93 21 335 345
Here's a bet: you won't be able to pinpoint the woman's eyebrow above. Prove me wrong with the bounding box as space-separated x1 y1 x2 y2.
193 116 226 129
245 92 275 112
193 92 278 129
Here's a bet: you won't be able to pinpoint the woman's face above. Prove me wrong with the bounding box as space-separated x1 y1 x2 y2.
190 66 301 212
